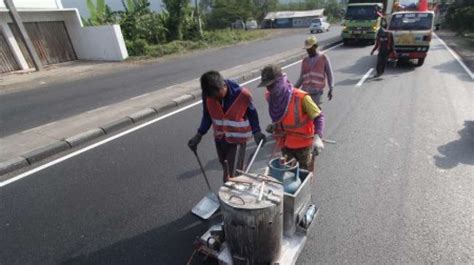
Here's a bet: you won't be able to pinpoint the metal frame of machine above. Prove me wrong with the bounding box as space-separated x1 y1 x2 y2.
192 168 319 265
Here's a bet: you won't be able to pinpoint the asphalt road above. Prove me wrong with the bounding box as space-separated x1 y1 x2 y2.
1 38 473 265
0 28 341 137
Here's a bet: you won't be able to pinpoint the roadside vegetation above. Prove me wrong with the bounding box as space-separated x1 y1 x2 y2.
84 0 343 57
444 0 474 34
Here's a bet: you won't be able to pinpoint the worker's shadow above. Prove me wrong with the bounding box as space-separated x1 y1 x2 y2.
433 121 474 169
61 212 222 265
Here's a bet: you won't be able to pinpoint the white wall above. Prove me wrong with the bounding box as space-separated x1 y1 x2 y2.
72 25 128 61
0 9 128 62
0 0 62 10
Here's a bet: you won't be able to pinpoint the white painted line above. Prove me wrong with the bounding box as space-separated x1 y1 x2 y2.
356 68 374 87
434 33 474 80
86 106 109 114
130 93 150 100
0 44 342 187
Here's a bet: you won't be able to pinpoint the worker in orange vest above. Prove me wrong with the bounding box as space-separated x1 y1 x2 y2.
188 71 266 182
294 36 333 145
259 64 324 170
295 36 334 106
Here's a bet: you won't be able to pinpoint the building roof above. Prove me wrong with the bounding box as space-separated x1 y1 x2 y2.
264 9 325 20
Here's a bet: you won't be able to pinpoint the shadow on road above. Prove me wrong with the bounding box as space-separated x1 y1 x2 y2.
433 60 473 82
338 54 376 75
62 213 221 265
434 120 474 169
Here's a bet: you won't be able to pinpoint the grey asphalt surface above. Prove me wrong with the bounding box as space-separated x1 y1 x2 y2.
0 28 341 137
1 39 473 265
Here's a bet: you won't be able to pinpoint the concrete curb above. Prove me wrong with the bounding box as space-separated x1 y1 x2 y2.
128 108 158 123
21 141 70 164
0 157 29 176
64 128 106 147
101 117 134 135
0 37 342 177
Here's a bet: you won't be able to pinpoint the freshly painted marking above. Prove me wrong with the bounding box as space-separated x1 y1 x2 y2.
356 68 374 87
0 45 342 187
434 33 474 80
130 93 150 100
86 106 109 114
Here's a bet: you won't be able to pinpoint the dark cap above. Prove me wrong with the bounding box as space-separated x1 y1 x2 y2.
257 64 282 87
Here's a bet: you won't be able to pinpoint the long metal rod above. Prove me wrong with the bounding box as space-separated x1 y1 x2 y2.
4 0 43 71
193 150 212 192
245 140 264 173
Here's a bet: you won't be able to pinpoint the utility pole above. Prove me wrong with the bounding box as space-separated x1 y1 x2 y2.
195 0 203 37
3 0 43 71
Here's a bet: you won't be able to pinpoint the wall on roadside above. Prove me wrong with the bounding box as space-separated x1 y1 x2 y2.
0 0 63 10
71 25 128 61
0 9 128 63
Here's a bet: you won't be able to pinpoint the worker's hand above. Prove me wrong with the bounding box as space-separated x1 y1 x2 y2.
188 133 203 152
328 88 333 101
265 124 275 134
370 50 374 56
312 134 324 156
253 131 267 145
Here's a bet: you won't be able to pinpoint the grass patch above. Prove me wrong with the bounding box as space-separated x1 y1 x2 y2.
127 29 268 58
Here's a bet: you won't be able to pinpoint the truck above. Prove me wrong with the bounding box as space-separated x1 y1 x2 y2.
388 10 435 66
341 0 391 45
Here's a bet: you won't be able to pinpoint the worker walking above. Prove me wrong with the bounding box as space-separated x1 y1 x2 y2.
295 36 334 106
259 64 324 171
294 36 333 145
188 71 266 182
371 19 395 77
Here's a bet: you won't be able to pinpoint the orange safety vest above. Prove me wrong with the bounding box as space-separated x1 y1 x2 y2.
274 89 314 149
207 88 252 144
301 55 327 93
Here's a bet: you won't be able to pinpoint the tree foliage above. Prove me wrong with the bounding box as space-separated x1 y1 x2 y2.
83 0 116 26
445 0 474 33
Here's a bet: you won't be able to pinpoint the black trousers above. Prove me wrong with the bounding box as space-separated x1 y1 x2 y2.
215 142 246 182
376 52 389 76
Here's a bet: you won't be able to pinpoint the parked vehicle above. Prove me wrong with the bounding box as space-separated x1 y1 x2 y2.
388 11 434 67
245 20 258 30
309 17 330 33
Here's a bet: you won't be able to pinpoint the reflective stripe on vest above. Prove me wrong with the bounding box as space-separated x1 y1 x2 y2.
301 55 327 93
274 89 314 149
206 87 252 144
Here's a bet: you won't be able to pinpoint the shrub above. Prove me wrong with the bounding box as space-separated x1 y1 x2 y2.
126 39 148 56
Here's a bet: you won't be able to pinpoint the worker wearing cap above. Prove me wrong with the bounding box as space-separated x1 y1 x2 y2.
295 36 334 106
259 64 324 171
188 70 266 182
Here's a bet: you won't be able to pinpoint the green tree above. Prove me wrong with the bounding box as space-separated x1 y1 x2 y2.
163 0 190 40
83 0 117 26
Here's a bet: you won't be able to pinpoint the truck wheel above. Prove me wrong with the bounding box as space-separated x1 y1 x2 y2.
343 39 349 46
416 58 425 67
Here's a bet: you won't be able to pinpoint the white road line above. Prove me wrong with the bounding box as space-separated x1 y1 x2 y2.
130 93 150 100
0 45 342 187
434 33 474 80
86 106 109 113
356 68 374 87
